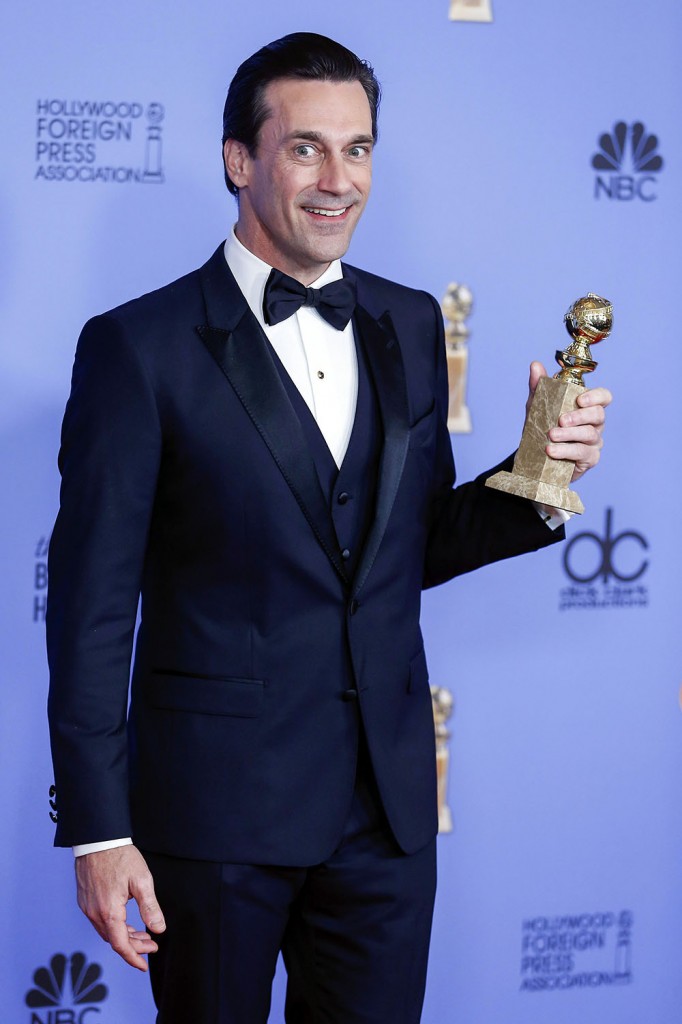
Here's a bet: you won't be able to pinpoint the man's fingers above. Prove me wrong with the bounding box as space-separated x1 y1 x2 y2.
126 925 160 954
127 924 159 943
547 440 602 463
576 385 613 409
525 370 611 485
557 405 606 430
546 440 603 482
107 916 151 972
549 423 603 446
546 377 610 482
81 896 154 971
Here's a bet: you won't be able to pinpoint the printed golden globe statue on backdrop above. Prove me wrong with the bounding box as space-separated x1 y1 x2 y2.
441 282 474 434
449 0 493 23
430 685 455 833
486 294 613 514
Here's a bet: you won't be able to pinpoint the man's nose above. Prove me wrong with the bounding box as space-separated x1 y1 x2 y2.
317 152 352 194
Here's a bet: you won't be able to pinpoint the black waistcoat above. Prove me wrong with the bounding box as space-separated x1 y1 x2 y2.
268 322 383 583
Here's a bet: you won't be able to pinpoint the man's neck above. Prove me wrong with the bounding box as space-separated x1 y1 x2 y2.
233 224 331 286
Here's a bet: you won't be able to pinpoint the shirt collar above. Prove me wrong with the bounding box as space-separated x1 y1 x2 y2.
223 227 343 328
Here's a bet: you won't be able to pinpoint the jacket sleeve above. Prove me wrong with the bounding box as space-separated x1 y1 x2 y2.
422 293 564 589
47 314 162 846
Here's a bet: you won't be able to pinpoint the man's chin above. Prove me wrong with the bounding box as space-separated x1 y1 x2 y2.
306 234 356 267
297 215 360 254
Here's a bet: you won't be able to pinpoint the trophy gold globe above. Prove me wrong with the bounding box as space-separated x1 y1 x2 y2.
485 293 613 514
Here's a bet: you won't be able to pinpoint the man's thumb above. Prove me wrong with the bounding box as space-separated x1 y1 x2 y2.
528 360 548 398
134 877 166 934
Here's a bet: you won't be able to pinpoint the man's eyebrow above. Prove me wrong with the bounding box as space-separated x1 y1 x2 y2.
283 130 374 146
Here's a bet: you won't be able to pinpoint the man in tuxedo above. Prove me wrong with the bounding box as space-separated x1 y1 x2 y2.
47 32 611 1024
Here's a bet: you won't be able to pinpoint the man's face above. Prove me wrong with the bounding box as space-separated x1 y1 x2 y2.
225 78 373 284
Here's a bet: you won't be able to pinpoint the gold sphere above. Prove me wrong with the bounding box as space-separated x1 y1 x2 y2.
564 292 613 345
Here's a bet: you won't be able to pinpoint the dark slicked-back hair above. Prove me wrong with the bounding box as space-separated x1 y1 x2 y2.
222 32 381 196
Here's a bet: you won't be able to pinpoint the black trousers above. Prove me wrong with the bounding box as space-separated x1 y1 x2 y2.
143 743 437 1024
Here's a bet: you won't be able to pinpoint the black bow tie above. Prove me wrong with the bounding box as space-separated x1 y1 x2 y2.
263 268 357 331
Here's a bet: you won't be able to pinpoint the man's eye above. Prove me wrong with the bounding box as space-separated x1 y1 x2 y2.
348 146 370 159
294 144 316 158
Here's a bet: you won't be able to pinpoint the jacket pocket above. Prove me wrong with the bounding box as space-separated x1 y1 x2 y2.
146 672 264 718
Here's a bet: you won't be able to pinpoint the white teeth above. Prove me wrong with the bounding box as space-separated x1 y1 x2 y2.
304 207 346 217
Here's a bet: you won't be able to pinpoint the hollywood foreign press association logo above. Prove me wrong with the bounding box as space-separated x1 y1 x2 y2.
25 952 108 1023
592 121 663 201
559 507 649 611
520 909 633 993
35 99 165 184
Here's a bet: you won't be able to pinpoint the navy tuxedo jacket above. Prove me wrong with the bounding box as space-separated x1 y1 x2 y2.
47 244 562 864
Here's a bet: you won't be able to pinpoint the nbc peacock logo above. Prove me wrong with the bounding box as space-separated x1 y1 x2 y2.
25 952 108 1023
592 121 664 201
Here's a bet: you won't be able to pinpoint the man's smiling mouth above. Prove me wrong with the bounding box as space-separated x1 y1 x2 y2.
303 207 348 217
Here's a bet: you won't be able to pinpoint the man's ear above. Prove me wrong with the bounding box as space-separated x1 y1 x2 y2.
223 139 250 191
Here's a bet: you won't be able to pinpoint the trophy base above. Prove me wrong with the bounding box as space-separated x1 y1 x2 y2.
485 470 584 514
485 376 585 514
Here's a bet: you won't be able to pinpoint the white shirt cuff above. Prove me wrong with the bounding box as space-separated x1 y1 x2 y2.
532 501 573 531
73 837 133 858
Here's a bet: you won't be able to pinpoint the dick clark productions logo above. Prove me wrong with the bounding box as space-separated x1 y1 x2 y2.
25 953 107 1023
559 508 649 611
592 121 664 201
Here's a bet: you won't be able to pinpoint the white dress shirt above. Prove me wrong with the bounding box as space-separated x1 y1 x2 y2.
226 228 358 468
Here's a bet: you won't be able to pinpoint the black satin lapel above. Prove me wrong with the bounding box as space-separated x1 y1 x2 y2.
197 315 348 586
352 305 410 596
198 243 248 331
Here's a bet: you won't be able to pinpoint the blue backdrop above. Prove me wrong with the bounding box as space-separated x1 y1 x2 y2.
2 1 681 1021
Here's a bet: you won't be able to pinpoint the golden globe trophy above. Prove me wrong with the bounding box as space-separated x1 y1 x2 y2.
485 293 613 514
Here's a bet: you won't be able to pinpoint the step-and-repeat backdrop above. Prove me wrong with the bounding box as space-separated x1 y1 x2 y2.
2 1 681 1021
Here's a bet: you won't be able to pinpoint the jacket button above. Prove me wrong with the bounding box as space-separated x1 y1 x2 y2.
337 492 350 505
349 599 359 615
342 688 358 701
341 548 351 560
